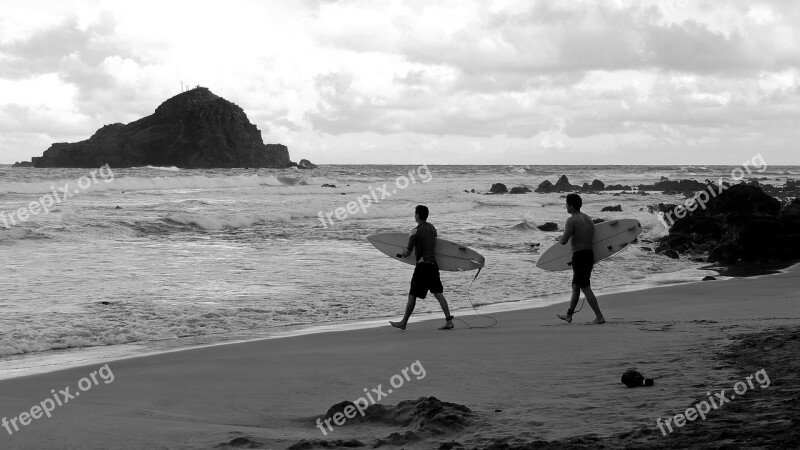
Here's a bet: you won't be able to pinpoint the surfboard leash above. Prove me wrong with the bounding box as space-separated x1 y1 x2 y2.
570 262 603 315
453 267 498 329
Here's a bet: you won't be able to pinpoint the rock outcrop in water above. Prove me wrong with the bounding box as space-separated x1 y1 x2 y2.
30 87 292 169
655 185 800 263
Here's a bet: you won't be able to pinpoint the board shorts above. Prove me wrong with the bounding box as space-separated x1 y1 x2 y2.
409 262 444 299
571 249 595 288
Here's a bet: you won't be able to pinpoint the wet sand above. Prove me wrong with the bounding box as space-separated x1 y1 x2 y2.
1 265 798 449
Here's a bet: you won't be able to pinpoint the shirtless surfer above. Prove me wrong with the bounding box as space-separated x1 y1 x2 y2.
390 205 454 331
556 193 606 324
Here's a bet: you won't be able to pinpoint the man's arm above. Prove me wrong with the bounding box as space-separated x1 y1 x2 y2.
401 233 417 257
559 217 574 245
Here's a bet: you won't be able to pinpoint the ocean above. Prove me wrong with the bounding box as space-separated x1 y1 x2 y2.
1 164 798 378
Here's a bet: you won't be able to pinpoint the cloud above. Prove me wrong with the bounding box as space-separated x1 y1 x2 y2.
3 0 800 164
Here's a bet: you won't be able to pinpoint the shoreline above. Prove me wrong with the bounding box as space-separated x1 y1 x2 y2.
0 263 798 448
0 263 742 381
1 260 792 382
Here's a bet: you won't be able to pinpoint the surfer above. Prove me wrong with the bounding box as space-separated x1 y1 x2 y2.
390 205 455 331
556 194 606 325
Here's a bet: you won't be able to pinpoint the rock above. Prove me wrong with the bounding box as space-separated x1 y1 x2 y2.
591 179 605 190
12 161 33 167
592 218 605 224
647 203 679 215
30 87 291 168
601 205 622 212
509 186 532 194
658 249 680 259
535 175 576 193
702 276 716 281
537 222 558 232
489 183 508 194
604 184 632 190
554 175 574 191
656 185 800 264
535 179 554 193
782 198 800 217
296 159 317 169
638 178 709 192
322 184 336 188
114 206 122 209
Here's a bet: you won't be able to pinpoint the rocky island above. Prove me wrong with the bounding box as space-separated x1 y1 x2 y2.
29 87 293 169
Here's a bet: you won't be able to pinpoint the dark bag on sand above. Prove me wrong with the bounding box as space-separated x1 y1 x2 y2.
621 368 654 388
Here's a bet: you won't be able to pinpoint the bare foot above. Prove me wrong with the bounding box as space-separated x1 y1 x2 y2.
590 318 606 325
557 314 572 323
438 321 454 330
389 321 407 331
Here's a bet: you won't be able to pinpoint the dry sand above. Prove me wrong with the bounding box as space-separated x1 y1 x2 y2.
1 265 799 449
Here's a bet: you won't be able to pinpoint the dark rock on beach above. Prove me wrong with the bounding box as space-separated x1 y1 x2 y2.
782 197 800 217
297 397 472 449
287 438 365 449
12 161 33 167
29 87 292 169
655 185 800 264
216 436 272 448
509 186 532 194
601 205 622 212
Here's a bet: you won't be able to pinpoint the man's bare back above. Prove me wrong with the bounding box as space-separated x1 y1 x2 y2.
560 212 594 251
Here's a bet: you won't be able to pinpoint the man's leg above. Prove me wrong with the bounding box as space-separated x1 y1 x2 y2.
390 295 417 330
581 286 605 324
433 293 454 329
557 284 581 323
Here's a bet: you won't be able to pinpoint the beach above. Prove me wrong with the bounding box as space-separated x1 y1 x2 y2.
1 263 797 449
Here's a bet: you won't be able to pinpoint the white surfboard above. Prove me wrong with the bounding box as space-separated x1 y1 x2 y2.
367 232 485 272
536 219 641 272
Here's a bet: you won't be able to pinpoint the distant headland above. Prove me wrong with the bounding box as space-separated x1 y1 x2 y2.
26 87 311 169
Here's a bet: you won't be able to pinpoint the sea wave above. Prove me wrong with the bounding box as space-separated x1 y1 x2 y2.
0 173 351 195
164 212 286 230
138 165 181 172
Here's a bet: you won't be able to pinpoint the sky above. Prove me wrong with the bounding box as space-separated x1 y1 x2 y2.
1 0 799 166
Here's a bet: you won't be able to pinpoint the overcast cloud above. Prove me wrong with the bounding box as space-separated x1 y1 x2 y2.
1 0 799 165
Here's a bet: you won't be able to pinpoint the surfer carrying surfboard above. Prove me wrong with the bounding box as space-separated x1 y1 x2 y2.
556 194 606 325
389 205 455 331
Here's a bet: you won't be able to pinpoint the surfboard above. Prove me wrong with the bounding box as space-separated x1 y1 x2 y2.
367 232 485 272
536 219 641 272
